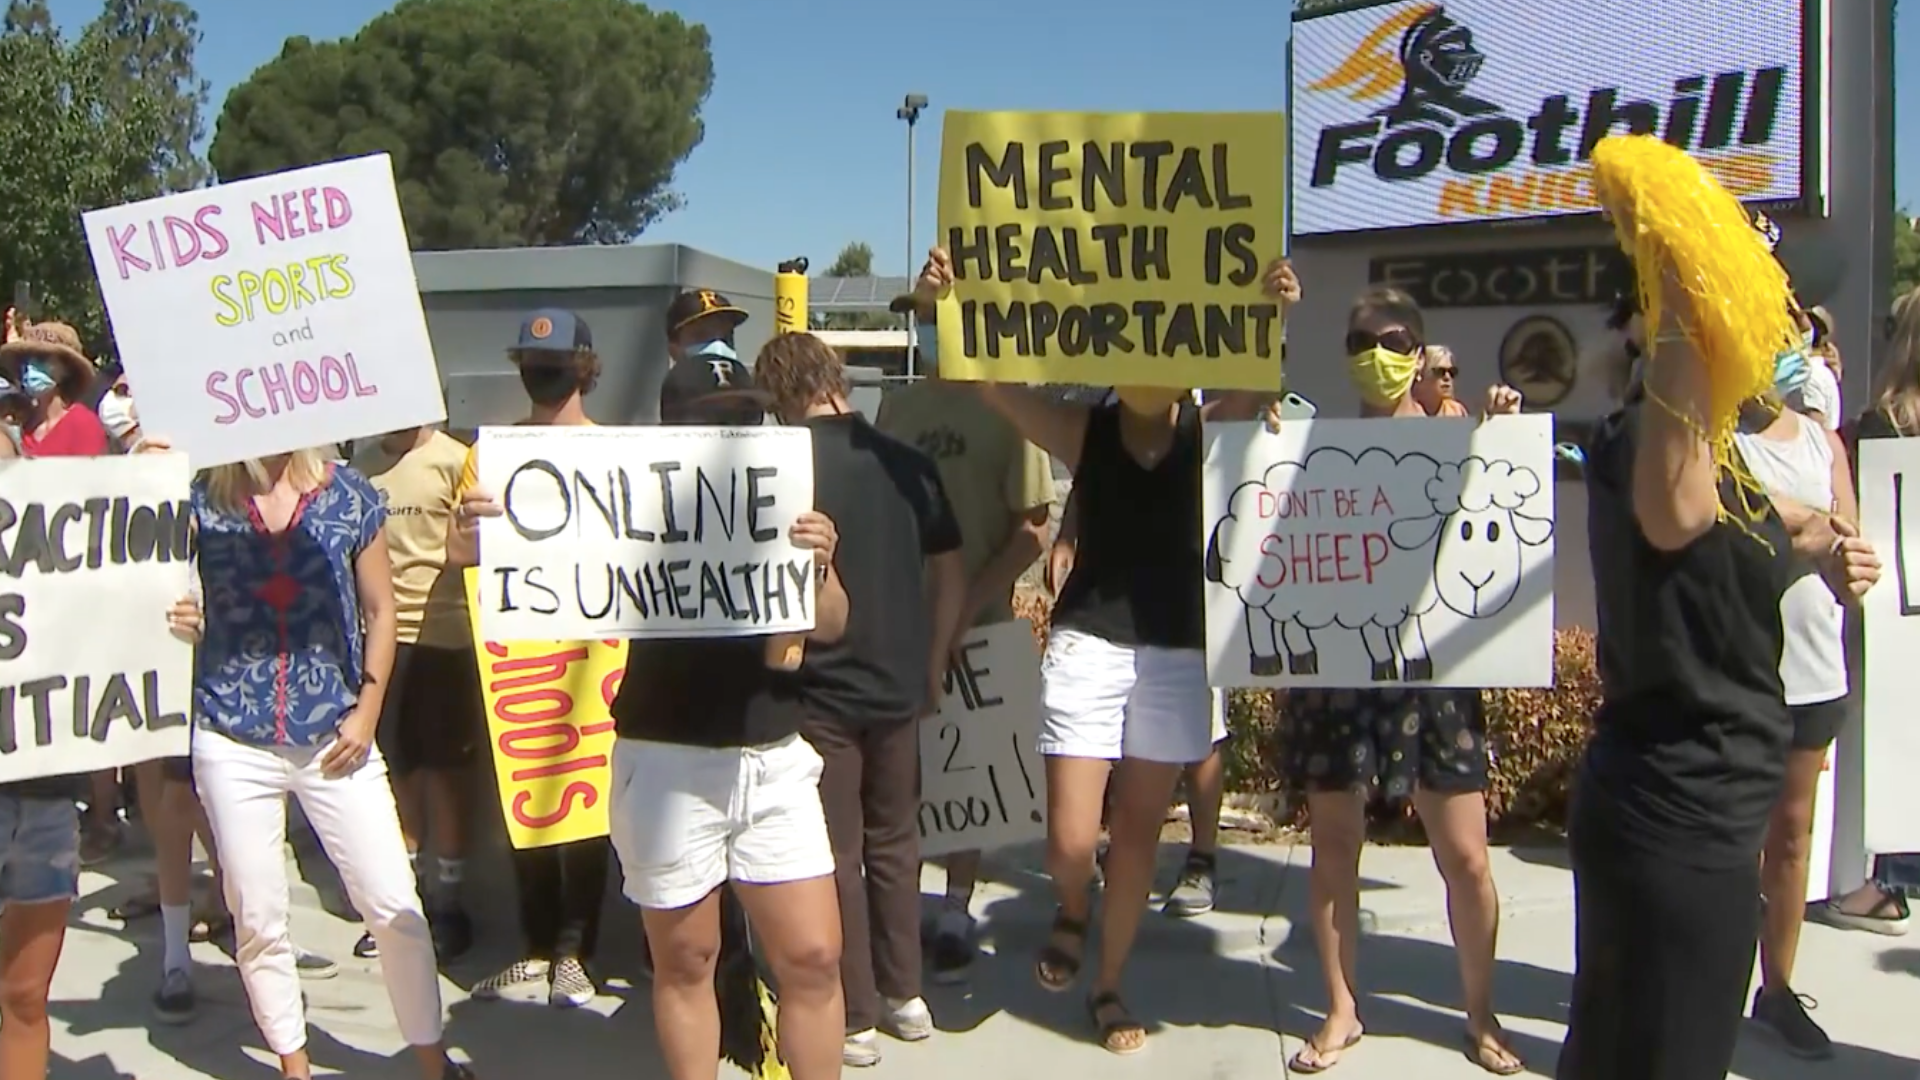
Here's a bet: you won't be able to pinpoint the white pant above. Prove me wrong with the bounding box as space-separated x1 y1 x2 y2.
1038 629 1213 764
193 729 443 1055
608 734 835 910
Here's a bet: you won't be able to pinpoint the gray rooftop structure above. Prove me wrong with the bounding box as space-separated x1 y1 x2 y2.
411 243 774 428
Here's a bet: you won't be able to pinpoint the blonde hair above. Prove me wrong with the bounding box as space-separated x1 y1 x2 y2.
1419 344 1452 375
201 448 333 513
1872 285 1920 436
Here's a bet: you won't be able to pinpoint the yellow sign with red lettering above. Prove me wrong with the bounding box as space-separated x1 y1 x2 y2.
464 569 626 849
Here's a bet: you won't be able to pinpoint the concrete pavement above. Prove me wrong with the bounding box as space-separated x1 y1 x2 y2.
39 832 1920 1078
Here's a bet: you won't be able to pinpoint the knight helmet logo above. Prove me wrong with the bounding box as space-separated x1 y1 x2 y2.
1379 5 1499 128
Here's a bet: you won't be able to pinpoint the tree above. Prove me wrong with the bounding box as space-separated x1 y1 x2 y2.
0 5 177 350
94 0 211 190
210 0 714 250
825 242 873 278
1894 210 1920 302
814 240 895 330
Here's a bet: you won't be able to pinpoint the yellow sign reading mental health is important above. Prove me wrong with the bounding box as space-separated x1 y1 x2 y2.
464 569 627 849
934 110 1285 389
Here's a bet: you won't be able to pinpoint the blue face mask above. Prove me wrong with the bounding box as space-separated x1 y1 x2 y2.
1773 346 1812 395
692 340 737 361
18 360 55 398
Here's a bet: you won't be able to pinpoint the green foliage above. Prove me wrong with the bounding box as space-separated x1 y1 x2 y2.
93 0 210 191
826 242 873 278
0 3 179 351
1894 209 1920 302
210 0 714 250
814 240 897 330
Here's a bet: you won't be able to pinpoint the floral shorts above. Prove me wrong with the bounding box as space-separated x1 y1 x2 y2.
1281 687 1489 801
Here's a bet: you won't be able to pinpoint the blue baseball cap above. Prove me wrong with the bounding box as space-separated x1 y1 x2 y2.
512 309 593 354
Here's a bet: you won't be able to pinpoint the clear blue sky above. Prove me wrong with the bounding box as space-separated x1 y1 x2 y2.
44 0 1920 276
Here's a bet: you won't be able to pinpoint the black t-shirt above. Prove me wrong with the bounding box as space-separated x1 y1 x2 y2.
781 413 961 726
1053 400 1206 649
1580 400 1800 866
610 638 798 748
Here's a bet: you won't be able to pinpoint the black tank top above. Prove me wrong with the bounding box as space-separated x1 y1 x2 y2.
1053 400 1205 649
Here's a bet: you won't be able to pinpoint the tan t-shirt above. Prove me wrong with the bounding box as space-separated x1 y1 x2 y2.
351 431 470 649
877 383 1055 626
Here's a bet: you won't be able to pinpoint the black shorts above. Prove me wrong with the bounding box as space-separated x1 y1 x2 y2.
1281 687 1489 800
1790 697 1849 752
376 643 485 777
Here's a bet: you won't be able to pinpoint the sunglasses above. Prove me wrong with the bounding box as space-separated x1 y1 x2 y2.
1345 327 1422 356
1426 365 1457 379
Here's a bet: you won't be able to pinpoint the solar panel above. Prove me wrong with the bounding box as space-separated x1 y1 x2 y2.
805 275 914 309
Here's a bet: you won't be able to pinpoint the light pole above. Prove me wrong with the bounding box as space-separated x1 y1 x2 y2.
898 93 927 378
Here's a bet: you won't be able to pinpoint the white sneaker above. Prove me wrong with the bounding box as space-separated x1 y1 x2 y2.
882 996 934 1041
843 1029 881 1067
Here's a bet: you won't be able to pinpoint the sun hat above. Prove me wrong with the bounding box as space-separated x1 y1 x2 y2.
0 321 94 386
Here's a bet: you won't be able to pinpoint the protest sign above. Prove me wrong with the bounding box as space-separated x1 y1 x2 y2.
84 154 446 468
1202 416 1555 688
918 620 1046 858
933 110 1286 389
1857 440 1920 853
474 426 817 642
464 569 624 849
0 455 193 782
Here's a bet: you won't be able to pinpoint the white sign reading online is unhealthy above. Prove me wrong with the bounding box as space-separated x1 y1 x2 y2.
84 153 447 467
0 455 194 783
918 620 1047 859
476 426 818 641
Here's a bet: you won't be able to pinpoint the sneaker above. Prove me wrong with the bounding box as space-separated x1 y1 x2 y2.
472 958 550 1000
843 1029 881 1067
431 905 475 963
1750 986 1834 1060
548 956 596 1008
151 967 196 1025
928 910 975 986
295 949 339 980
881 996 934 1042
352 931 379 959
1163 851 1218 918
1092 839 1110 888
79 818 121 867
1807 895 1910 936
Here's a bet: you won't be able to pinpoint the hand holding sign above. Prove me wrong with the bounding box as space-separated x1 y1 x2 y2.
166 596 203 644
1262 257 1301 306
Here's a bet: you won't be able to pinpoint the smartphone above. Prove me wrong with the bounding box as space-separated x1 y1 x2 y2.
1278 392 1318 421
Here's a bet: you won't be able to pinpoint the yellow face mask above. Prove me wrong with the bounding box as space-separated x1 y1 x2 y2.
1347 347 1422 409
1115 386 1188 415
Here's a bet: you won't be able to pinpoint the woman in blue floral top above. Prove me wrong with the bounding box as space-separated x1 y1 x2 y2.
178 442 474 1080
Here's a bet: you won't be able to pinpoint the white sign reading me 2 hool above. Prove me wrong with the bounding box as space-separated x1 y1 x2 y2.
84 154 446 467
476 425 817 642
0 455 194 783
1289 0 1806 235
919 620 1046 859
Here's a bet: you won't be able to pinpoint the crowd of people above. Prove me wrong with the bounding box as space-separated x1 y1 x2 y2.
0 205 1910 1080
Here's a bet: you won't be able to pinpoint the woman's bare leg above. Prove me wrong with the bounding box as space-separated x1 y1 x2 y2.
1092 759 1182 995
1044 755 1113 942
641 892 725 1080
1297 791 1366 1069
1412 788 1519 1071
0 899 70 1080
736 875 845 1080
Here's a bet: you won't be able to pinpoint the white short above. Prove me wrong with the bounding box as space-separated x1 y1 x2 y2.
1038 628 1214 764
608 734 835 911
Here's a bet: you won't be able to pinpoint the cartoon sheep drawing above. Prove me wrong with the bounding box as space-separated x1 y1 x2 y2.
1205 450 1552 683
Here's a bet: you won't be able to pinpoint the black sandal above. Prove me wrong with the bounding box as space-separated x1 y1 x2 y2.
1086 990 1147 1055
1034 908 1088 992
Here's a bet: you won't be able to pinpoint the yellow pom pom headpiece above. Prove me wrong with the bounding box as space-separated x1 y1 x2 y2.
1589 134 1800 530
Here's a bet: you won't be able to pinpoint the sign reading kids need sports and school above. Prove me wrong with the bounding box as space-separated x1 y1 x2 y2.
1290 0 1808 235
84 154 447 467
934 111 1286 389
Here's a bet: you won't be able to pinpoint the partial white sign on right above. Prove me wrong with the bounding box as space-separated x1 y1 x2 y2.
1857 439 1920 855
